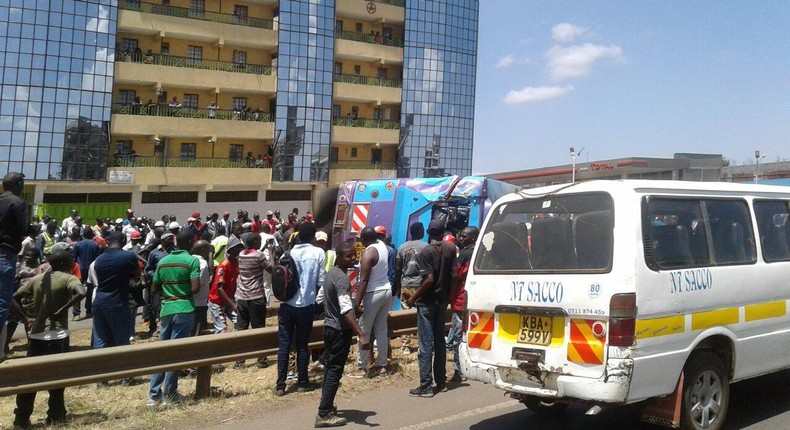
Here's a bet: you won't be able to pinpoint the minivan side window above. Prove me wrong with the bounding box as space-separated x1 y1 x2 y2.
753 200 790 263
644 198 756 270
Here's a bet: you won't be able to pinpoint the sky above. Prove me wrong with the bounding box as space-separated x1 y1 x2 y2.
472 1 790 175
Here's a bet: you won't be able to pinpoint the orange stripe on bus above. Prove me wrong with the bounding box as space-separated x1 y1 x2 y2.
567 319 604 365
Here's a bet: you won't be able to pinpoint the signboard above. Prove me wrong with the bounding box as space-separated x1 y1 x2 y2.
108 170 134 184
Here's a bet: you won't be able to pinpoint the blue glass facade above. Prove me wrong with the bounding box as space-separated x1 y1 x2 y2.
0 1 117 181
273 0 335 182
399 0 478 178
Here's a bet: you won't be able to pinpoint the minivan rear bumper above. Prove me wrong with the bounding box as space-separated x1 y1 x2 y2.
460 343 633 403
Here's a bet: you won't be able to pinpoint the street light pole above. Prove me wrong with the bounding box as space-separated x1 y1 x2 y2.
755 150 766 182
570 146 585 183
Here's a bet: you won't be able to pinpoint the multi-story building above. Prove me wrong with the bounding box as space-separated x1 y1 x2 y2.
0 0 479 220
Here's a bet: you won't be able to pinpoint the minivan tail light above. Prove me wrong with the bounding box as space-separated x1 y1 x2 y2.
609 293 637 347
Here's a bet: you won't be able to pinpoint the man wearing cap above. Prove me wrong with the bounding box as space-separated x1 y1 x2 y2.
349 226 391 378
146 220 165 245
191 212 203 231
123 208 135 226
92 232 141 349
218 211 232 237
0 172 29 341
234 233 271 368
406 219 457 398
148 230 200 406
124 230 144 252
71 227 101 320
208 235 243 333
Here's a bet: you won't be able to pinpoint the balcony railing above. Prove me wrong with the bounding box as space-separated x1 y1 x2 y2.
331 160 396 170
371 0 406 6
335 30 404 48
113 155 268 169
333 117 400 130
334 73 402 88
112 103 273 122
117 53 273 75
120 0 274 29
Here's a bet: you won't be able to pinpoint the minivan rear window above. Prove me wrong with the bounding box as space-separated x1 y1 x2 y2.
474 193 614 273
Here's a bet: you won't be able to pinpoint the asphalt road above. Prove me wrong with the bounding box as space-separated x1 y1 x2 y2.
203 369 790 430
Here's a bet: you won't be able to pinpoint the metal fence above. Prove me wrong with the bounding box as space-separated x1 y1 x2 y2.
118 54 273 76
111 104 273 122
120 0 274 29
0 309 432 398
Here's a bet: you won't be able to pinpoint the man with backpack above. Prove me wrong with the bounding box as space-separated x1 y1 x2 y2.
274 222 325 396
394 222 428 305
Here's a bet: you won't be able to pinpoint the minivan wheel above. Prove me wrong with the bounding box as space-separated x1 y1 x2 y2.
521 397 568 415
680 351 729 430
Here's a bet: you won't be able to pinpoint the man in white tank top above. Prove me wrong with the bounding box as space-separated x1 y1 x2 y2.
349 226 392 378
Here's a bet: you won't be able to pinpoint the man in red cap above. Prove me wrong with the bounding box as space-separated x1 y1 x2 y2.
191 212 203 231
219 211 232 237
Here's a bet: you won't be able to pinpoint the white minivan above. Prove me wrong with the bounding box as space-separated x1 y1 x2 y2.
461 180 790 430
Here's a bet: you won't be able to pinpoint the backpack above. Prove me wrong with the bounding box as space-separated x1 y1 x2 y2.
402 246 421 277
272 251 300 302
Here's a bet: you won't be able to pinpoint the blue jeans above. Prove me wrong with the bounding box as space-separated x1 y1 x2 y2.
92 302 132 348
417 303 447 389
149 312 194 401
0 248 17 329
446 310 463 373
276 303 314 390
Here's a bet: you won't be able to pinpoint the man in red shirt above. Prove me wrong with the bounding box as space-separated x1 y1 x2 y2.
207 236 243 333
446 226 478 382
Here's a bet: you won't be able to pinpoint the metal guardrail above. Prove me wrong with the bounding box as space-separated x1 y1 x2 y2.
333 117 400 130
117 54 273 75
112 103 273 122
112 156 267 169
0 309 431 398
120 0 274 29
335 30 404 48
334 73 402 88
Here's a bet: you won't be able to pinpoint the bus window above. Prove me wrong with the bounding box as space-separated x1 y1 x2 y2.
754 200 790 262
475 193 613 273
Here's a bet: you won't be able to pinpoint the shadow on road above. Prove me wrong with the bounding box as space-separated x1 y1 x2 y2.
340 409 379 427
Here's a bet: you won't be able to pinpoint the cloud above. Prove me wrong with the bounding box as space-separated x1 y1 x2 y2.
552 23 588 43
503 85 574 104
496 55 515 69
546 43 623 81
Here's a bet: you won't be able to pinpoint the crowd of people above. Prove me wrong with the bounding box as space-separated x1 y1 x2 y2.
0 172 478 429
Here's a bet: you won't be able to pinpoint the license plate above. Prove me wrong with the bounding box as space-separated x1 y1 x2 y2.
517 316 553 346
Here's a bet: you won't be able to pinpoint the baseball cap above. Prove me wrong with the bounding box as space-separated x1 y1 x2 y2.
315 231 328 242
130 230 142 240
374 225 387 235
266 210 273 216
154 220 165 227
168 221 180 230
160 231 174 240
127 208 134 214
191 211 200 218
427 219 446 234
115 218 124 224
51 242 73 253
227 235 243 251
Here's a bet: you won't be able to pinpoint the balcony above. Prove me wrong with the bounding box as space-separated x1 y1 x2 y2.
336 0 405 25
107 158 272 187
335 31 403 64
332 118 400 145
334 73 402 104
111 104 274 140
118 1 277 50
114 56 276 93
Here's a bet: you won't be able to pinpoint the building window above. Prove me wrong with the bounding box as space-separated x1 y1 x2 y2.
142 191 198 204
233 50 247 67
119 90 136 105
334 62 342 75
229 144 244 162
233 5 248 23
354 65 361 75
351 106 359 118
335 20 343 32
189 0 205 17
355 23 363 33
330 147 339 163
207 190 258 202
378 67 387 79
232 97 247 111
183 94 198 111
116 140 133 154
351 147 358 158
161 42 170 55
157 90 168 104
120 38 138 53
371 148 382 163
187 45 203 61
180 143 196 161
373 108 381 120
332 105 341 119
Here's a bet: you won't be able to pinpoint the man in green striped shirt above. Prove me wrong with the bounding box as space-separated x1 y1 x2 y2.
148 231 200 406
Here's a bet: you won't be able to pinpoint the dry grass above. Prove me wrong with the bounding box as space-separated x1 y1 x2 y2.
0 321 433 429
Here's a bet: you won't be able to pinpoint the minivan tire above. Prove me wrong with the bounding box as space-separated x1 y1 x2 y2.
680 351 729 430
